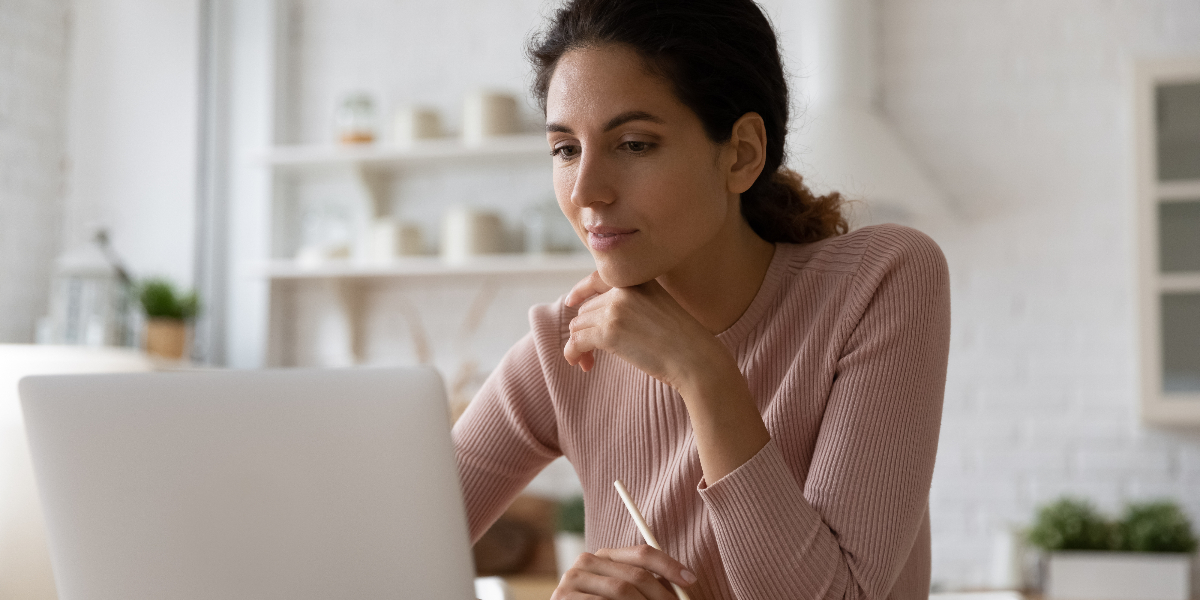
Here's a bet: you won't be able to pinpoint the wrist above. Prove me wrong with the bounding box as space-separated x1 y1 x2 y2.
673 341 771 484
672 338 741 400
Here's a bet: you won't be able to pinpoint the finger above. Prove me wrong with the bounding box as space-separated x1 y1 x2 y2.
566 298 614 372
551 587 605 600
568 308 606 333
556 566 652 600
576 289 615 316
596 545 696 589
565 271 613 307
564 327 603 367
577 553 679 600
561 555 677 600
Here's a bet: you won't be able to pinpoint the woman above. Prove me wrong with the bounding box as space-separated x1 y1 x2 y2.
452 0 951 599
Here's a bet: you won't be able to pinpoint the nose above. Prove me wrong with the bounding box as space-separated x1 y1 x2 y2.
568 147 617 208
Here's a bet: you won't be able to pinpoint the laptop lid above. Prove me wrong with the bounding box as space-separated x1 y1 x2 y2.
20 367 475 600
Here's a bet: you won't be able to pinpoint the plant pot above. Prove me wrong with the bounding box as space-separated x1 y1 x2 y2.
1046 551 1192 600
144 318 189 360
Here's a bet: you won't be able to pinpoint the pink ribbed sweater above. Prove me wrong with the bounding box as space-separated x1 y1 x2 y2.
452 224 951 600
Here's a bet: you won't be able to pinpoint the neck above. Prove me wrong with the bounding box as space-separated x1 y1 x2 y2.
657 215 775 334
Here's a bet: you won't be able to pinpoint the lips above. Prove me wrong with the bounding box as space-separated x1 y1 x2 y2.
585 224 638 251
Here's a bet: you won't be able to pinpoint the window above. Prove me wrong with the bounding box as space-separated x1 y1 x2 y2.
1137 61 1200 424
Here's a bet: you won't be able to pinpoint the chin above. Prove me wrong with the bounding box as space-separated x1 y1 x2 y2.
593 255 664 288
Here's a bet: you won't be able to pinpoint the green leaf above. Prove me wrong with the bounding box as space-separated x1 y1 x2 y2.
1027 497 1117 551
137 278 201 320
1117 500 1198 553
556 496 585 534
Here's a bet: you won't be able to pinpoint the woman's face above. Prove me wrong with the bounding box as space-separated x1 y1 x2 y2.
545 45 738 287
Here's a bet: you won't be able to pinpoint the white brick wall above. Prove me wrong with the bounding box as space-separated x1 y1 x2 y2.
883 0 1200 589
0 0 71 342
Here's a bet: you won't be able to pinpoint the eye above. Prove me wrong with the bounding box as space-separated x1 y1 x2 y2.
551 144 580 160
622 140 652 153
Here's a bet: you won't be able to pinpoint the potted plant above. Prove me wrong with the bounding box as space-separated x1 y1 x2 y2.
1029 497 1196 600
137 278 199 360
554 496 586 578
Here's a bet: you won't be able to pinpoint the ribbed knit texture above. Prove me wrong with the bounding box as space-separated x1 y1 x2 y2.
452 223 951 600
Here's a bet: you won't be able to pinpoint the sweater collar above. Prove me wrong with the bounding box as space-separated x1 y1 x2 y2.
715 243 790 349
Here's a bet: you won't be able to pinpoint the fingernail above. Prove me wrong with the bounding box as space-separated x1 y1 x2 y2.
681 570 697 584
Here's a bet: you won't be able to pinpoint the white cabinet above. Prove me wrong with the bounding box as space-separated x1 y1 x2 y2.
1135 59 1200 425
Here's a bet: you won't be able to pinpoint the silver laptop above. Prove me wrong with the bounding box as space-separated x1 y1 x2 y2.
19 367 475 600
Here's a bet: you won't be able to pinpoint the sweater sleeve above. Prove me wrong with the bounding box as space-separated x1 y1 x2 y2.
697 226 951 600
452 329 563 543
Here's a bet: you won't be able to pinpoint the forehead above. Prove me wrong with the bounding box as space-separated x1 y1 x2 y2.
545 45 682 125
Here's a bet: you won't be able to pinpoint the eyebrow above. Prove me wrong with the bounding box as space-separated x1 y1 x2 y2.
545 110 666 134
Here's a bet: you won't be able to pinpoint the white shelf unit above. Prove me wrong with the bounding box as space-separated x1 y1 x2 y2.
1134 59 1200 426
253 133 586 368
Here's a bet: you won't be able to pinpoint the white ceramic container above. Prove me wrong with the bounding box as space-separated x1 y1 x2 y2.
1046 551 1192 600
370 218 424 261
462 91 519 145
440 207 505 262
392 106 442 145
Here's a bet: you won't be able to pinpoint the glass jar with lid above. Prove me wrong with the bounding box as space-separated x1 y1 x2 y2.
335 92 377 144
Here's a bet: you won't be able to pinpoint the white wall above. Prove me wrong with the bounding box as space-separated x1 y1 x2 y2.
61 0 201 289
282 0 555 241
0 0 71 343
881 0 1200 590
285 0 549 145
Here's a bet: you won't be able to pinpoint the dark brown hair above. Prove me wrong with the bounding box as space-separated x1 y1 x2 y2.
528 0 848 244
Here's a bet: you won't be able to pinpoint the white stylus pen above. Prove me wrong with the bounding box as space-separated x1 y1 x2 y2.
613 480 693 600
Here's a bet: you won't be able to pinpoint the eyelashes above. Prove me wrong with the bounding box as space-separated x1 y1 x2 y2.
551 145 580 159
550 141 656 161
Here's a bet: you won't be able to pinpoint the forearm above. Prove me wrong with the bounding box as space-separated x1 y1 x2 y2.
452 330 562 542
675 341 770 485
699 439 856 600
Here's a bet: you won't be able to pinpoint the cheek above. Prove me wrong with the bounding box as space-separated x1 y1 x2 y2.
639 163 728 236
553 170 585 235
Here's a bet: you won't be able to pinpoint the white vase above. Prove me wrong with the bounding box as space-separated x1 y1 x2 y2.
1046 551 1192 600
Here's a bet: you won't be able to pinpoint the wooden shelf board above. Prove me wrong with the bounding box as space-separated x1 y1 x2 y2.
1158 273 1200 292
260 254 596 279
1143 393 1200 427
255 134 551 168
1157 179 1200 201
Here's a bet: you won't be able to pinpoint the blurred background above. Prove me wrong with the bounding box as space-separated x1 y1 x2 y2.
1 0 1199 598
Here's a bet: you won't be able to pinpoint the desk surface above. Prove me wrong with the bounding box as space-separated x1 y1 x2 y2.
505 575 559 600
504 581 1030 600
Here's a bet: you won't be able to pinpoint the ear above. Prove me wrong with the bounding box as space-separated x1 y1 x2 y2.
725 112 768 195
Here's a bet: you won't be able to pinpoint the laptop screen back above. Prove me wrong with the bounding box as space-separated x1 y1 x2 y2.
20 367 475 600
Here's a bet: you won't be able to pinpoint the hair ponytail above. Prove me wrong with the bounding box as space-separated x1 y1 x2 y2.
529 0 849 244
743 169 849 244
